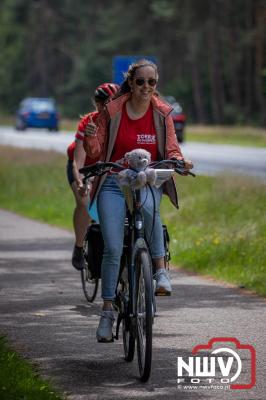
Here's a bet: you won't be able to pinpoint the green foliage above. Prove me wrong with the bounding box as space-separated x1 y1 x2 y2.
0 0 265 124
150 0 176 20
163 77 193 117
0 0 28 112
0 336 64 400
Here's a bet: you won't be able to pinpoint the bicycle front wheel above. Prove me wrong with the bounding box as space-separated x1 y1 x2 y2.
135 249 153 382
122 297 135 362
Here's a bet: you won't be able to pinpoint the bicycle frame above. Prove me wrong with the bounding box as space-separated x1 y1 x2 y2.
115 187 151 339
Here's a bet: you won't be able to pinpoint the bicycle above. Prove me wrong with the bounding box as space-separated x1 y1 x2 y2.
79 158 195 381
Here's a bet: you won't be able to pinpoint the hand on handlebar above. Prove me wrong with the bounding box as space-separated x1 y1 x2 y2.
169 158 195 177
177 159 194 176
184 159 193 170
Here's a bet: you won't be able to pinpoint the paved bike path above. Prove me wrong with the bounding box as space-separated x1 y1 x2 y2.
0 209 265 400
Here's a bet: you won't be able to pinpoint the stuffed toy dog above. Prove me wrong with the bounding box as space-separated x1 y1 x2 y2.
117 148 157 189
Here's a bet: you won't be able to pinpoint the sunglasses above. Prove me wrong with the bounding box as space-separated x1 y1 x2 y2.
134 78 157 87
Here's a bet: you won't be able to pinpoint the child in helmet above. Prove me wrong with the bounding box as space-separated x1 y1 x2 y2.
66 83 119 270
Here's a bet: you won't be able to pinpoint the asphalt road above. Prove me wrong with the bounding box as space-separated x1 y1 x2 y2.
0 209 265 399
0 126 266 180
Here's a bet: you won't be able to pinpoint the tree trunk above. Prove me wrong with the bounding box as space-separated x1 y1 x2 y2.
27 1 51 95
188 31 207 123
191 61 207 123
254 0 266 125
244 0 254 120
227 25 242 111
206 14 226 124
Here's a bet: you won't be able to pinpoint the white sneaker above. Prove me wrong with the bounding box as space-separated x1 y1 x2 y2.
96 311 115 342
155 268 171 296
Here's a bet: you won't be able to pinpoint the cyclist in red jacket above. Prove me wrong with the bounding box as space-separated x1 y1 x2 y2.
84 60 193 342
66 83 119 271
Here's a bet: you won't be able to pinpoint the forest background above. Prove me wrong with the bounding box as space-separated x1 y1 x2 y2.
0 0 265 125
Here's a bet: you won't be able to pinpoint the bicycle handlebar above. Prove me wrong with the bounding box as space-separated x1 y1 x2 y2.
80 159 195 183
79 161 124 179
149 159 196 177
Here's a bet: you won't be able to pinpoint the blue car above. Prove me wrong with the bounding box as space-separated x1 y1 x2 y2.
15 97 59 131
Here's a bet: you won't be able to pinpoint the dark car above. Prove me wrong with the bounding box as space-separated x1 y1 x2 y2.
15 97 59 131
164 96 186 143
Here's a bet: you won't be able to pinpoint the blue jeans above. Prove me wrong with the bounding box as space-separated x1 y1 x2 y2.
97 175 165 300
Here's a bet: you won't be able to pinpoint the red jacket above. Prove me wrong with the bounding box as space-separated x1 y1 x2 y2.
84 93 184 209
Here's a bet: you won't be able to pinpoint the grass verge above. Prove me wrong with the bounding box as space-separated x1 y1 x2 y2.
161 173 266 296
0 146 74 230
186 125 266 147
0 336 64 400
0 146 265 297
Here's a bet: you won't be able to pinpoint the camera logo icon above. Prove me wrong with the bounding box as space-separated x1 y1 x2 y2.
177 337 256 390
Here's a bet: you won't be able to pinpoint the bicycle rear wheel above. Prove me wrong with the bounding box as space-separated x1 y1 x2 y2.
135 249 153 382
81 235 99 303
81 265 98 303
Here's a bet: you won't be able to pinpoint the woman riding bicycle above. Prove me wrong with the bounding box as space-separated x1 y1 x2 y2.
66 83 119 271
84 59 193 342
